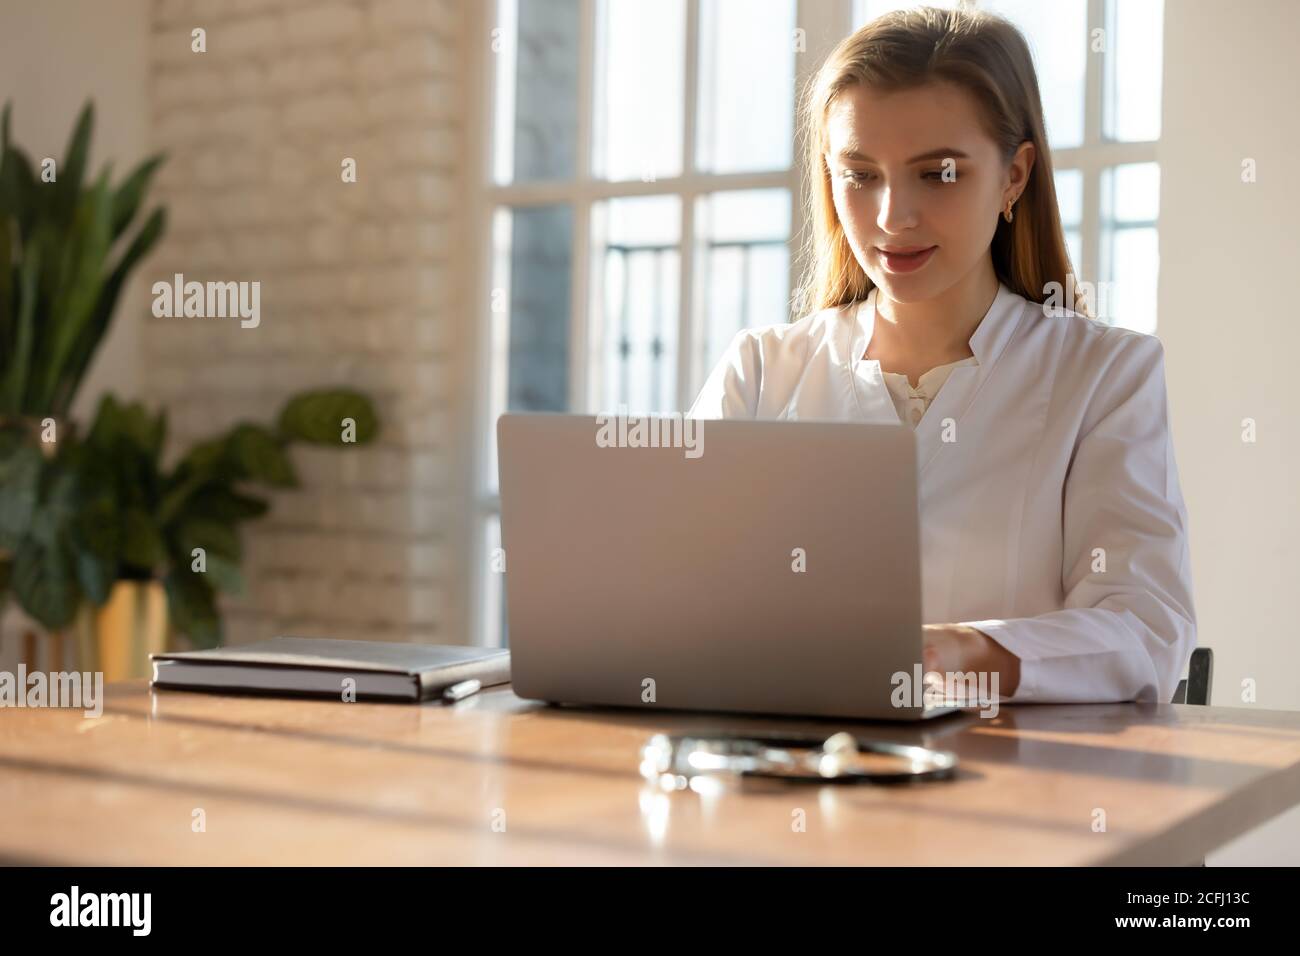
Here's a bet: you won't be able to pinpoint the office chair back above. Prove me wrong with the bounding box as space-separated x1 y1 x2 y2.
1172 647 1213 705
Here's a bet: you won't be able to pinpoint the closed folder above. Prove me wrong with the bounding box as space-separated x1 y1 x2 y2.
151 636 511 702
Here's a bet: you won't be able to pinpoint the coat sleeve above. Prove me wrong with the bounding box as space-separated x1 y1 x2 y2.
687 329 762 419
960 334 1198 704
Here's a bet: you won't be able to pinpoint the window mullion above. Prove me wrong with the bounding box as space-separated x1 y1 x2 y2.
1081 0 1106 292
474 0 505 647
677 0 701 411
571 0 597 411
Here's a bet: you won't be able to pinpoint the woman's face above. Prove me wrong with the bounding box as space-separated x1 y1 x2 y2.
824 80 1033 304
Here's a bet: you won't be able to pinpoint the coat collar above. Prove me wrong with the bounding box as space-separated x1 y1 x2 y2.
849 279 1024 368
847 280 1027 475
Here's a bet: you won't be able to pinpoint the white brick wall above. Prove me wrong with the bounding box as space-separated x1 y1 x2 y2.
145 0 470 646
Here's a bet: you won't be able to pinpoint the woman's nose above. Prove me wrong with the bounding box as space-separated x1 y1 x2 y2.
876 184 921 233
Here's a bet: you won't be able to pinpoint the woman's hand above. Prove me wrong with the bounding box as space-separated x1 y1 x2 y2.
922 623 1021 699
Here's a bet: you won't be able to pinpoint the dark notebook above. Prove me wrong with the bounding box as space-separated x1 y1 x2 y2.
151 637 511 702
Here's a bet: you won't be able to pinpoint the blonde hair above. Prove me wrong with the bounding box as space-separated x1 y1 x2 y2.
793 5 1084 318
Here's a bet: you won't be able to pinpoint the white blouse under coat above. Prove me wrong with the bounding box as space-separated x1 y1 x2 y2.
880 354 980 428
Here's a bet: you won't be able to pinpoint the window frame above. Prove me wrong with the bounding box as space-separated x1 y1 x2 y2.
471 0 847 647
1060 0 1161 302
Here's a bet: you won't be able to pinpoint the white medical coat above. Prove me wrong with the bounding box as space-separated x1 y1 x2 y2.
688 280 1197 704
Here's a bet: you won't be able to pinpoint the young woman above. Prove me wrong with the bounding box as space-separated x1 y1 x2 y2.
689 7 1196 704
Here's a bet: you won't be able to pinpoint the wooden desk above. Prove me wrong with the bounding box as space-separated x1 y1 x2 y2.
3 681 1299 865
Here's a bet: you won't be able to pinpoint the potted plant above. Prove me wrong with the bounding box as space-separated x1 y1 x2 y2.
1 99 169 670
2 389 378 679
0 101 382 676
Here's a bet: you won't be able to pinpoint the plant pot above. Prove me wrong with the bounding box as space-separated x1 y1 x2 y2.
74 580 169 682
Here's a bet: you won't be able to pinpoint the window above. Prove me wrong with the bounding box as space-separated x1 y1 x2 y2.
476 0 805 646
476 0 1165 646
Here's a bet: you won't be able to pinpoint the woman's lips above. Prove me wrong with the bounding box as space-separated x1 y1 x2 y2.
877 245 937 274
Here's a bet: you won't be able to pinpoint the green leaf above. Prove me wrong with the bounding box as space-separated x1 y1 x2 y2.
82 397 152 504
178 517 242 562
108 399 165 459
0 420 24 453
41 169 113 409
277 389 380 445
55 206 167 416
27 458 81 550
0 444 42 547
0 142 37 238
71 506 119 606
0 202 12 350
70 489 119 552
156 471 208 529
230 423 296 486
1 246 39 412
52 101 94 226
12 536 80 630
74 549 115 606
110 203 166 279
0 101 26 221
190 487 270 523
85 392 122 448
203 553 245 595
110 154 164 239
122 507 166 570
175 434 228 477
148 406 167 463
165 570 220 649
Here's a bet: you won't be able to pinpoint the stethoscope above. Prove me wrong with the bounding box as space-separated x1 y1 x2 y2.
640 730 958 788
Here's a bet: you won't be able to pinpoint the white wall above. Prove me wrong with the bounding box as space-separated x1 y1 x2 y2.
142 0 469 647
1159 0 1300 864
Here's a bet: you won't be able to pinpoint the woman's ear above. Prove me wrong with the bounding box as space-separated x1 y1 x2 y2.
1006 140 1036 199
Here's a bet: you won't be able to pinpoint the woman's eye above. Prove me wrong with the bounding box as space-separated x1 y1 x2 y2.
840 169 951 186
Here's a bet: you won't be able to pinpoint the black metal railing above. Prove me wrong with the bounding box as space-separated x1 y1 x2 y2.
605 238 786 410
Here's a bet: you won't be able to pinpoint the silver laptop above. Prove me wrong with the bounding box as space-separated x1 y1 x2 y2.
496 413 959 721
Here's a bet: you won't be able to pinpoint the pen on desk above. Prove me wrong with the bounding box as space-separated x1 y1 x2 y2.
443 678 482 703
